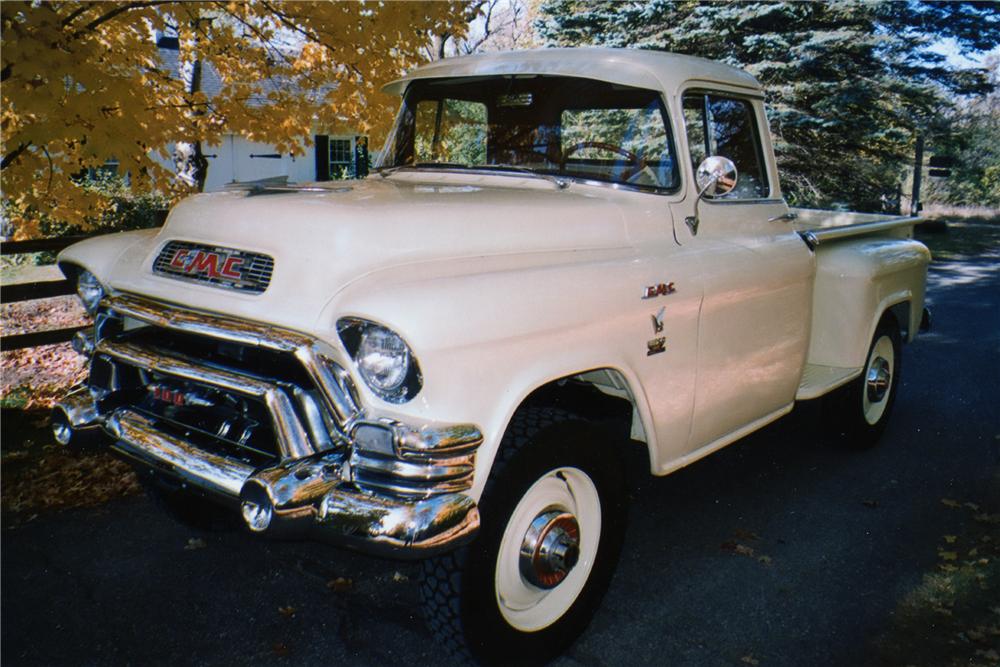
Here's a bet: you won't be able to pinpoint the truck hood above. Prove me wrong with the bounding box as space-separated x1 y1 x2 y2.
103 173 631 335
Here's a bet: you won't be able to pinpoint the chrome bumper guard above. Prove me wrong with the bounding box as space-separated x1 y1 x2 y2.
54 293 483 558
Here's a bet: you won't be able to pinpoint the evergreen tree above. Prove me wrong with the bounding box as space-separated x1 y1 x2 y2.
537 0 999 211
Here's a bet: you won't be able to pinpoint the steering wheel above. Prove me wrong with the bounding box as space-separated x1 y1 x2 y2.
561 141 646 179
505 145 556 164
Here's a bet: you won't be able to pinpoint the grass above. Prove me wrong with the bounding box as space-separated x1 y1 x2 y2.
915 215 1000 262
872 497 1000 666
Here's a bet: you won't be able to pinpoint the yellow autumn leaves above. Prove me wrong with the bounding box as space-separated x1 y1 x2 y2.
1 1 471 237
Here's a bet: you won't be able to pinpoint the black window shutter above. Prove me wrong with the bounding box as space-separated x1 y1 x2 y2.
355 136 369 178
315 135 330 181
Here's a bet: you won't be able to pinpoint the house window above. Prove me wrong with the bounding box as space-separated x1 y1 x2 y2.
329 138 355 179
315 135 368 181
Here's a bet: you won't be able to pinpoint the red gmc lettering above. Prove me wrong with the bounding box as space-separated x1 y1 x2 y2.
189 251 221 277
220 256 244 280
169 249 190 269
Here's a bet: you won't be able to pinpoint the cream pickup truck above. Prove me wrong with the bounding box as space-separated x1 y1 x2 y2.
53 48 931 664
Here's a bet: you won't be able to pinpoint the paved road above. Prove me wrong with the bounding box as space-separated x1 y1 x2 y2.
3 226 999 666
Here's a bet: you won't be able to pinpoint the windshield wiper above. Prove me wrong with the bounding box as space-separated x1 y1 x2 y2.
376 162 471 178
481 164 569 190
377 162 569 190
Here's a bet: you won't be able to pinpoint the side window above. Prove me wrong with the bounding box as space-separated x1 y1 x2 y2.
414 98 487 165
682 92 769 199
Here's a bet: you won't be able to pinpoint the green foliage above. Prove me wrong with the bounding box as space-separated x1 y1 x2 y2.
926 59 1000 208
415 98 488 165
536 0 1000 211
2 173 168 253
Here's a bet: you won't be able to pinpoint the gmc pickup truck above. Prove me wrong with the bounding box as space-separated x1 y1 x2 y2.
53 48 931 664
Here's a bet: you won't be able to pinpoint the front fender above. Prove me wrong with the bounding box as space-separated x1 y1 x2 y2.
320 248 664 501
57 229 160 285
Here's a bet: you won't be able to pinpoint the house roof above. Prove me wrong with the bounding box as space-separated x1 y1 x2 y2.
156 35 321 107
383 47 761 98
157 36 226 99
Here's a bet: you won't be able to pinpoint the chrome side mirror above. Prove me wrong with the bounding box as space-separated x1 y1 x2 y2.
685 156 738 235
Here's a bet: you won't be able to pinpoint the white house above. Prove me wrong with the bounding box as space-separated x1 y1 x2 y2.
155 36 369 191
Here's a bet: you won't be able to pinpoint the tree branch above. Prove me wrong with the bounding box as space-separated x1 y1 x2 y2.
259 1 339 59
1 143 31 171
42 146 54 194
70 1 173 40
59 2 97 27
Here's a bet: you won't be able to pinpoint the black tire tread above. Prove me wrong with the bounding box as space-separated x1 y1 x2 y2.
419 407 576 664
824 314 902 448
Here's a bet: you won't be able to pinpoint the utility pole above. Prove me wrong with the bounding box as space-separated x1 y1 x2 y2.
910 134 924 217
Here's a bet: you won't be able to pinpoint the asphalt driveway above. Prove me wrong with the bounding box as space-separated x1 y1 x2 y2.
3 222 999 666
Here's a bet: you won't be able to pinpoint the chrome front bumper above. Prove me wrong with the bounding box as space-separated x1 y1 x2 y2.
53 293 482 558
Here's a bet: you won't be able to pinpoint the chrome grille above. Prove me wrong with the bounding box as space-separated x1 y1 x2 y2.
89 352 281 467
153 240 274 294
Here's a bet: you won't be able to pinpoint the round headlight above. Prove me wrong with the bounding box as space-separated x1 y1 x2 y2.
76 270 105 313
357 325 411 396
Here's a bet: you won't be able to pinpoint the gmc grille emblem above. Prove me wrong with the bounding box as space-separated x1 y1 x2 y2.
148 384 214 408
169 248 244 280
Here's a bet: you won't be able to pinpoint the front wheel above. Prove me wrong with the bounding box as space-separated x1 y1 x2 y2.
420 408 627 665
825 315 902 448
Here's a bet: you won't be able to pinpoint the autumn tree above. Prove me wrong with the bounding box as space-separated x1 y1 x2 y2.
426 0 539 60
536 0 999 211
1 1 471 238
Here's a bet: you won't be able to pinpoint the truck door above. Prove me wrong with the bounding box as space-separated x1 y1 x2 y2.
675 90 814 452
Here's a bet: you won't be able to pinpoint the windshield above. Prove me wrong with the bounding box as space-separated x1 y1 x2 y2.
376 75 679 192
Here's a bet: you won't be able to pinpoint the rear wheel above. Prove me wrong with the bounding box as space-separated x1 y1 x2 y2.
420 408 627 665
825 315 902 448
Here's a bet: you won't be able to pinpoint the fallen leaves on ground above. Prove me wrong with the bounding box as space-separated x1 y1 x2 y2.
2 297 90 410
1 419 141 520
327 577 353 593
874 497 1000 667
721 531 774 566
278 605 297 618
0 301 139 518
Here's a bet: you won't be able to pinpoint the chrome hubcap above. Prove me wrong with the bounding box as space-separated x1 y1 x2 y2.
866 357 891 402
519 510 581 589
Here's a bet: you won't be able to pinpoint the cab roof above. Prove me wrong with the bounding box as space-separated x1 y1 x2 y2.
382 47 761 97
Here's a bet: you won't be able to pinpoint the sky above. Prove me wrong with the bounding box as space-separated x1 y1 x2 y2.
928 39 999 69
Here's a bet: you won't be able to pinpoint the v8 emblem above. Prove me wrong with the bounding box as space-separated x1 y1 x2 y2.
651 307 665 334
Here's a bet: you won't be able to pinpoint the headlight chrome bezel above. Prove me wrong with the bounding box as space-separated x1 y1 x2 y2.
76 269 106 314
337 318 422 404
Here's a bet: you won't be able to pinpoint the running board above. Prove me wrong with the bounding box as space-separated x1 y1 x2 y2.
796 364 863 400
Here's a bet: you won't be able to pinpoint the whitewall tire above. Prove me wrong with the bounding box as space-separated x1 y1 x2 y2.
419 407 627 665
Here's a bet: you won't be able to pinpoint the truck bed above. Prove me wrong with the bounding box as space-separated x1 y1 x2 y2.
791 208 922 248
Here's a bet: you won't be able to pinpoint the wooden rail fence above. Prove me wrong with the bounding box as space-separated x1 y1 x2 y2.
1 235 97 350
